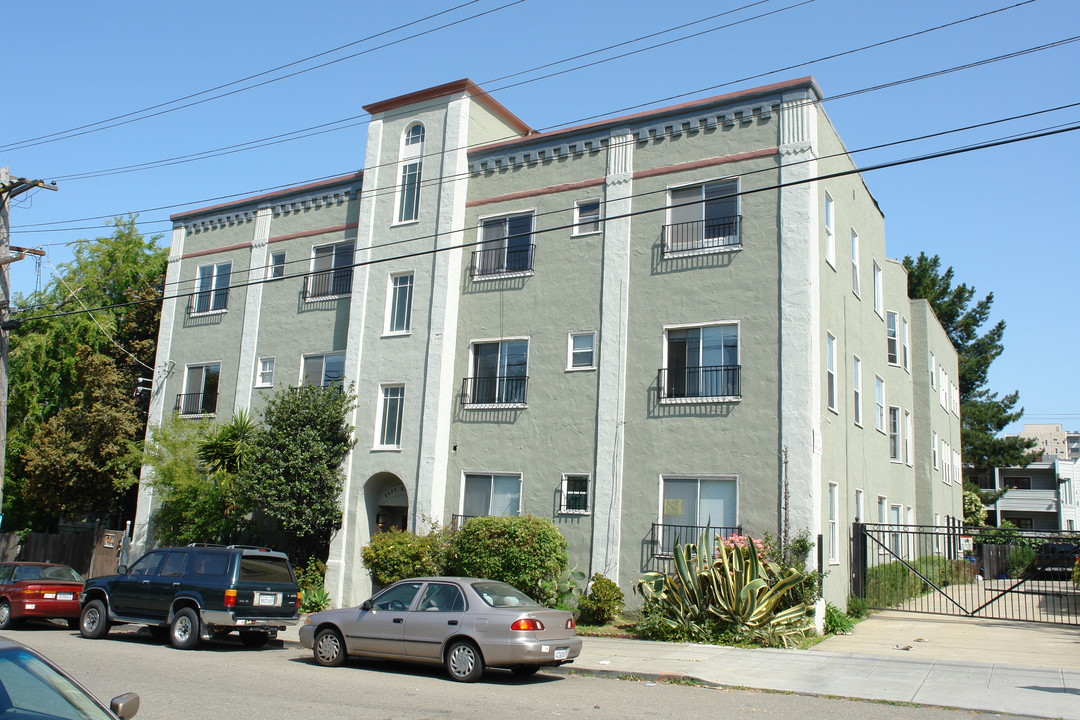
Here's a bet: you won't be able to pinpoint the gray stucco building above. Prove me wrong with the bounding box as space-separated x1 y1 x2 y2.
134 77 963 608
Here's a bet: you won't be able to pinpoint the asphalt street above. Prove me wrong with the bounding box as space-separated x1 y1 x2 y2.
3 621 1040 720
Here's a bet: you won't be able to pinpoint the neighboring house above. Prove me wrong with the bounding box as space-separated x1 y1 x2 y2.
1008 423 1080 461
980 457 1080 531
132 77 963 608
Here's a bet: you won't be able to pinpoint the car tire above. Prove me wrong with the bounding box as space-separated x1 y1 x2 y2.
0 600 16 630
80 600 110 639
510 665 541 676
313 628 346 667
239 631 270 648
170 608 201 650
446 640 484 683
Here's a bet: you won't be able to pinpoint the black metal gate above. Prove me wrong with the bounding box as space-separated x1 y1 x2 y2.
851 521 1080 626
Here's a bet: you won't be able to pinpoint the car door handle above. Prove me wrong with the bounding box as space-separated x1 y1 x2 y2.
393 618 404 624
447 620 459 626
172 582 181 587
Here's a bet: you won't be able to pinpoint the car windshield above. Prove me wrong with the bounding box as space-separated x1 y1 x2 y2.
14 565 83 582
471 581 542 609
0 647 115 720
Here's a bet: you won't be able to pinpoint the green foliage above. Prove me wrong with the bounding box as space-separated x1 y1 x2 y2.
198 409 257 474
1006 546 1036 579
762 530 822 608
296 559 331 613
577 573 625 626
236 384 357 560
963 489 988 526
1072 557 1079 589
846 595 869 619
450 515 568 602
903 252 1040 469
864 561 925 607
636 534 812 646
912 556 976 587
362 528 447 587
824 602 855 634
537 567 587 610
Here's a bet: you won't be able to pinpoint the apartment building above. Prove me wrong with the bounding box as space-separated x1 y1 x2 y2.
133 77 963 607
1012 423 1080 461
981 457 1080 531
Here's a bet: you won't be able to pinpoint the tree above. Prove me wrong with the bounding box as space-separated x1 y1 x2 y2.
903 252 1039 470
236 385 357 560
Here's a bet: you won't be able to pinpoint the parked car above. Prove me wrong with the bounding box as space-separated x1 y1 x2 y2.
299 577 582 682
1034 542 1079 576
79 544 300 650
0 636 140 718
0 562 84 630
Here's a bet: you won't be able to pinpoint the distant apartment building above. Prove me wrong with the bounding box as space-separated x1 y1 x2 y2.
1011 423 1080 461
979 457 1079 532
132 77 963 607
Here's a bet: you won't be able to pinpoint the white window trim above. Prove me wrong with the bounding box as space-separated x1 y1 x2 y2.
850 229 861 297
255 356 275 389
824 190 835 270
298 351 346 388
566 331 597 371
391 121 424 227
664 176 742 257
852 354 863 427
828 482 840 564
180 361 222 418
660 320 741 405
374 383 405 451
826 333 838 413
929 351 936 389
932 431 939 470
191 261 231 317
473 209 537 280
459 471 523 517
901 317 910 372
904 409 913 466
268 250 286 281
559 473 591 515
572 199 602 237
874 375 886 433
888 405 902 462
305 241 354 302
657 473 740 529
466 336 531 409
886 310 899 366
383 271 415 337
855 488 865 523
872 261 883 318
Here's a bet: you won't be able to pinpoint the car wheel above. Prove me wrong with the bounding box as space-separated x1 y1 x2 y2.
313 628 346 667
510 665 541 676
0 600 16 630
80 600 110 639
170 608 201 650
239 631 270 648
446 640 484 683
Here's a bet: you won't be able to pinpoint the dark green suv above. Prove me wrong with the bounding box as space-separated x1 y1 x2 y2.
79 544 300 649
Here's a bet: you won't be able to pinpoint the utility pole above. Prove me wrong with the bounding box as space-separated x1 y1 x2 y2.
0 167 57 519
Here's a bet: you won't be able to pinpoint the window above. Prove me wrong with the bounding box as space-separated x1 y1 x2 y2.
256 357 275 388
939 368 948 408
269 251 286 279
904 410 912 466
661 477 737 530
1011 517 1034 530
475 214 534 276
568 332 596 370
573 200 601 235
1003 476 1031 489
178 363 220 415
396 123 424 223
824 191 835 268
307 242 354 298
875 376 885 432
663 324 739 400
852 355 863 426
901 317 909 371
826 333 837 412
828 482 839 564
929 351 936 388
416 583 465 613
466 340 528 405
855 489 865 523
194 261 231 313
463 473 521 516
888 406 901 461
560 474 590 514
890 504 903 556
376 384 405 449
873 262 883 316
886 311 899 364
664 179 739 254
877 496 887 524
386 273 414 334
301 352 345 388
932 431 939 469
942 441 951 483
850 230 860 296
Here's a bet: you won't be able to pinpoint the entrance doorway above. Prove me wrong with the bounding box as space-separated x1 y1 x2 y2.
374 478 409 533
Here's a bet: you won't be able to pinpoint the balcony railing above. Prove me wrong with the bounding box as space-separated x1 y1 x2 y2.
304 268 353 298
471 245 535 277
662 216 741 255
189 289 230 315
659 365 740 400
175 392 218 416
651 523 743 558
461 375 528 406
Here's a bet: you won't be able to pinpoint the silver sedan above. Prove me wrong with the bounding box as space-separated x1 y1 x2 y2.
298 577 582 682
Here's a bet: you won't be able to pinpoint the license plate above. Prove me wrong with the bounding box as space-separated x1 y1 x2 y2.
554 648 569 660
256 593 280 606
57 593 74 601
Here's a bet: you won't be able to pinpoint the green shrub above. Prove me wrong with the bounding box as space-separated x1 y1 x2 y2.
1072 556 1079 588
824 602 854 634
864 560 925 608
362 528 445 587
846 595 869 619
1006 546 1036 578
449 515 568 602
296 558 331 613
577 573 625 626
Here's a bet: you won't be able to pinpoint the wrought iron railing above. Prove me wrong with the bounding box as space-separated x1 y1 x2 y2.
651 523 743 558
662 216 741 255
461 375 529 405
658 365 740 399
175 392 218 416
190 289 230 314
471 245 535 277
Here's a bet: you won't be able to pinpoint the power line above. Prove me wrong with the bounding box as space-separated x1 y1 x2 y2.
13 120 1079 323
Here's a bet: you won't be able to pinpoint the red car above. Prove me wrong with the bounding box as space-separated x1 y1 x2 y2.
0 562 84 629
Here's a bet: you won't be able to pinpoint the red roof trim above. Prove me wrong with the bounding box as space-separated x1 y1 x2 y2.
466 177 606 208
632 147 779 180
171 171 363 222
363 78 532 136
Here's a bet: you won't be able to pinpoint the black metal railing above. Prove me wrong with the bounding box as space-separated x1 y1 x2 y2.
304 268 353 298
662 216 741 255
190 288 230 314
461 375 529 405
175 392 218 416
651 523 743 558
659 365 740 399
471 245 535 277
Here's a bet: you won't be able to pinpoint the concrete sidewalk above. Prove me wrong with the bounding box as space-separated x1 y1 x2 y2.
277 614 1080 719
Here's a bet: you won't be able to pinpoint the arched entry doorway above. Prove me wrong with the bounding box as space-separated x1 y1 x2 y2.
372 475 409 533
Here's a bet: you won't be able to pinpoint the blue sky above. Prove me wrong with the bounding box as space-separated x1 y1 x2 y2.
3 0 1077 434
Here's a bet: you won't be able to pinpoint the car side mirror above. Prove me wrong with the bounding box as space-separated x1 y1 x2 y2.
110 692 140 719
116 565 128 575
360 600 372 611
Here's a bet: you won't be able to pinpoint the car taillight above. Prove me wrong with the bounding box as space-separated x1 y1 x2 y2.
295 591 302 608
224 589 237 608
565 618 576 630
20 585 42 597
510 618 544 631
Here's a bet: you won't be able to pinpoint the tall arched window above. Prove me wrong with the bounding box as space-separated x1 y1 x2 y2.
397 123 424 223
